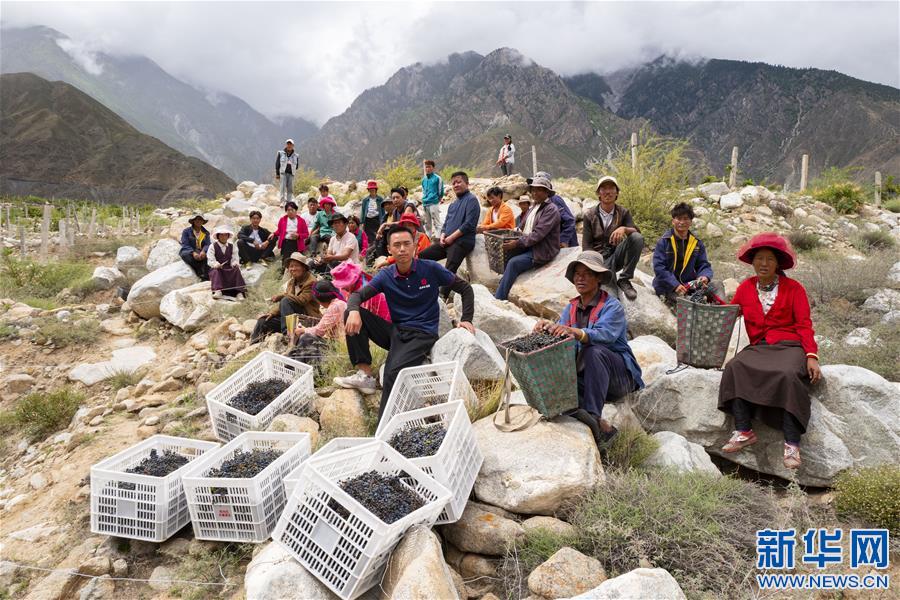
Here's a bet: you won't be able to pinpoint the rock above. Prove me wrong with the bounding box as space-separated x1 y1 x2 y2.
318 388 369 438
111 559 128 577
644 431 721 476
159 282 214 331
454 284 537 345
768 199 793 217
115 246 143 270
9 522 59 541
381 526 460 600
237 181 257 196
148 565 175 592
458 554 497 579
243 263 268 288
22 569 79 600
267 415 320 448
460 235 502 289
739 186 761 204
146 238 182 272
698 182 730 197
432 328 506 381
4 373 36 394
438 297 453 338
77 556 111 577
528 547 606 599
30 472 48 490
888 261 900 284
448 567 467 600
633 365 900 486
508 247 580 319
626 272 678 341
521 516 577 538
793 207 809 219
862 288 900 314
243 541 337 599
91 266 125 290
628 335 675 386
78 574 115 600
473 416 604 514
704 222 723 238
127 261 200 319
719 192 744 210
224 197 258 217
68 346 157 386
99 317 132 336
568 567 686 599
881 310 900 325
843 327 872 347
441 502 525 556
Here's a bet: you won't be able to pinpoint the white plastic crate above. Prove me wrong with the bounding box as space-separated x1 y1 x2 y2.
273 440 451 600
90 435 220 542
376 361 477 436
377 400 482 524
206 351 315 441
284 437 372 496
181 431 311 543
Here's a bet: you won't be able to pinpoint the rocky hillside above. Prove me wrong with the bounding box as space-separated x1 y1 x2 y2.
0 73 236 204
0 26 318 182
566 56 900 185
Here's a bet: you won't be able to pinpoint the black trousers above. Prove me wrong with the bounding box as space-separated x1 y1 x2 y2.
364 216 381 248
418 239 475 296
180 252 209 280
237 239 275 264
730 397 804 444
250 297 313 343
279 238 299 274
344 308 438 419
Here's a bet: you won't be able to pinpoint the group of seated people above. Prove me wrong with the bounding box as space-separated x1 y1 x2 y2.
179 169 820 469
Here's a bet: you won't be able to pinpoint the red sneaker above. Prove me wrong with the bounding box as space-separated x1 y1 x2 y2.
722 430 758 453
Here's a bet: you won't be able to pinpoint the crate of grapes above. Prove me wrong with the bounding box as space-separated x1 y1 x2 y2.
206 351 315 442
483 229 522 274
90 435 220 542
376 361 478 437
498 332 579 419
273 440 451 600
376 400 481 524
283 437 371 496
181 431 311 543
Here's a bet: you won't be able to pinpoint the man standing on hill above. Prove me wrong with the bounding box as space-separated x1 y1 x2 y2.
421 160 444 238
496 134 515 175
582 176 644 301
275 139 299 204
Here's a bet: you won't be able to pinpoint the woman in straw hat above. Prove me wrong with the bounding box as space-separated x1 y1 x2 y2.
207 225 246 300
250 252 319 343
718 232 822 469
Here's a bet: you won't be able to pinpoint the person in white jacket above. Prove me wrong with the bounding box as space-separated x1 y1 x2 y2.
276 139 300 204
207 225 247 300
496 134 516 175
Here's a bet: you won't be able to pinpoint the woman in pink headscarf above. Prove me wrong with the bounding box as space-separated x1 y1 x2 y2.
329 260 391 323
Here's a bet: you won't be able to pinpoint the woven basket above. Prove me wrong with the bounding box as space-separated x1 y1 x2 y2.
675 298 740 369
484 229 522 274
498 335 578 418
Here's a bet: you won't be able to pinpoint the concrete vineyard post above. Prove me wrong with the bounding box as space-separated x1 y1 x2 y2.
531 145 537 176
40 203 50 261
729 146 739 189
631 132 638 170
874 171 882 207
800 154 809 192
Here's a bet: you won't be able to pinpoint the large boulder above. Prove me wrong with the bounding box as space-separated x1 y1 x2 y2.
719 192 744 210
381 526 460 600
236 181 257 197
633 365 900 486
473 416 604 515
454 284 537 345
224 197 259 218
68 346 157 386
644 431 721 476
567 568 686 600
146 239 182 272
127 261 201 319
159 282 215 331
243 541 337 600
698 181 730 197
461 235 502 289
529 547 606 599
431 328 506 381
628 335 676 386
508 248 580 319
625 271 677 342
862 288 900 314
91 266 125 291
115 246 147 281
440 501 525 556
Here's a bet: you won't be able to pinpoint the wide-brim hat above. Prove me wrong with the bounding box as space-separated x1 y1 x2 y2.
380 197 394 206
517 195 532 205
595 175 620 191
286 252 310 268
565 251 612 285
328 212 349 224
212 225 233 237
366 180 378 190
737 232 797 270
525 176 553 191
330 260 363 289
188 214 208 225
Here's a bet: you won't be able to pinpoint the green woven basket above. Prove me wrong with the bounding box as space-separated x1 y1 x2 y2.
484 229 522 274
499 335 579 418
675 298 740 369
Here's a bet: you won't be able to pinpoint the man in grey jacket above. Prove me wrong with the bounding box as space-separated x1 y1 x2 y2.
275 139 300 205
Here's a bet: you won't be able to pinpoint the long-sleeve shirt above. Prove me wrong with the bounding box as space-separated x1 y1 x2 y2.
311 210 334 237
516 201 561 267
179 227 210 257
731 275 818 355
582 204 639 257
309 299 347 339
207 240 240 268
270 272 319 317
441 191 481 246
274 215 309 251
481 203 515 231
651 229 714 295
549 194 578 247
421 173 444 207
238 225 272 246
276 149 299 176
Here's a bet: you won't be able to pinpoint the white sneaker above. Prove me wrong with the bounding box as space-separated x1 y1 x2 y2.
236 293 245 301
333 370 377 395
212 290 223 299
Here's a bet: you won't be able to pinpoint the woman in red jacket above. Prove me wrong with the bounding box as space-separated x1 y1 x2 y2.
718 233 822 470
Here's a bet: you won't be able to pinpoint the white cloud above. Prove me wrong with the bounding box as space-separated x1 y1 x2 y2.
2 1 897 125
55 38 103 75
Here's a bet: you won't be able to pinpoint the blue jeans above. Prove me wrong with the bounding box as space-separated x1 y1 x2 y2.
494 249 533 301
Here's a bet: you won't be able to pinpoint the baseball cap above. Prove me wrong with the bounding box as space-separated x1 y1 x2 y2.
285 138 294 144
595 175 620 191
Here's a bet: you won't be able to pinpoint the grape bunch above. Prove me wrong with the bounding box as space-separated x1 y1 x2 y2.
125 449 188 477
335 471 425 524
205 448 283 479
388 424 447 459
504 332 566 353
226 378 290 415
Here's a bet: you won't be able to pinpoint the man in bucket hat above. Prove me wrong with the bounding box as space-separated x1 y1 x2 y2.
582 175 644 301
534 250 644 447
533 171 578 248
179 214 211 280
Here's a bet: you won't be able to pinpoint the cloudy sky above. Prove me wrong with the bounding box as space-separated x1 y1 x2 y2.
2 1 898 125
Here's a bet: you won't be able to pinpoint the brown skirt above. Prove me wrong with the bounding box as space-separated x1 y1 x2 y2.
718 341 811 433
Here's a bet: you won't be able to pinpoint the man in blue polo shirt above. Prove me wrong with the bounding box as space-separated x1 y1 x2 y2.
335 224 476 418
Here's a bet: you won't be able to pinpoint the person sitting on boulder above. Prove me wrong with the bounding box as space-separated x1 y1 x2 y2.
331 260 391 323
273 201 309 276
477 186 515 233
515 195 532 229
288 280 347 368
582 176 644 301
250 252 319 343
237 210 275 264
718 233 822 470
207 226 246 300
533 251 644 447
376 213 430 269
534 171 578 248
651 202 724 306
347 215 368 259
179 214 211 280
494 175 560 301
313 212 359 273
307 196 336 256
334 224 476 420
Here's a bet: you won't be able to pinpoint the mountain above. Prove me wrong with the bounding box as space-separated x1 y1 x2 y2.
566 57 900 185
0 72 235 204
300 49 642 179
0 26 317 182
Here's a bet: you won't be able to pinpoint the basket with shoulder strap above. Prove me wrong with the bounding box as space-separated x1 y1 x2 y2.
483 229 522 274
498 334 578 419
675 297 740 369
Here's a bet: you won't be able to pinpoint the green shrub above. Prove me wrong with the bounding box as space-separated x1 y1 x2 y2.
33 317 101 347
787 230 821 252
291 164 323 197
373 154 422 192
793 248 895 305
0 388 84 440
884 198 900 213
812 181 864 214
741 178 755 186
834 466 900 531
515 527 580 575
701 175 718 184
0 251 93 301
853 229 896 252
605 425 660 471
172 542 254 600
107 369 143 391
438 164 473 186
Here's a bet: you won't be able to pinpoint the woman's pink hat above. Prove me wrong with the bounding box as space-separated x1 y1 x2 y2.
330 260 363 289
